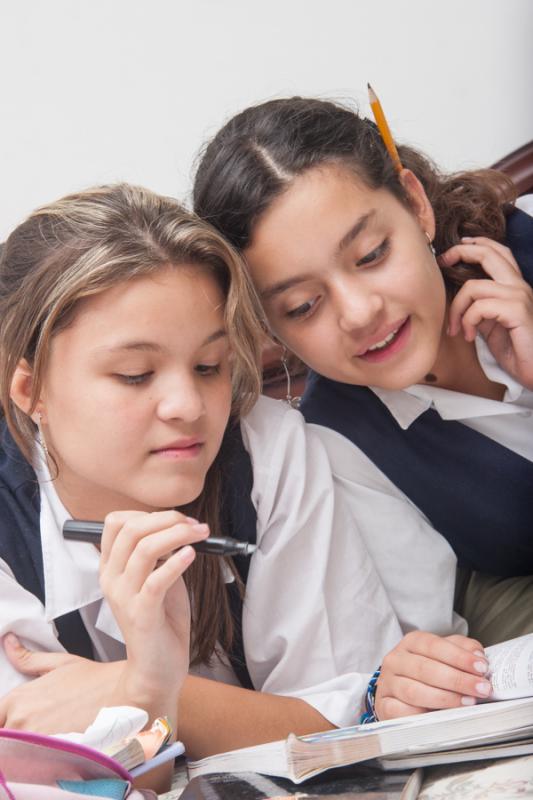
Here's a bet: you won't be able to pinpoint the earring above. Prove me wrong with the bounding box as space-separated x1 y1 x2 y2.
281 349 302 409
37 413 49 459
425 231 436 256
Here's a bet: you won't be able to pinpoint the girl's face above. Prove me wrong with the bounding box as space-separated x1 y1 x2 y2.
34 266 232 519
245 165 447 390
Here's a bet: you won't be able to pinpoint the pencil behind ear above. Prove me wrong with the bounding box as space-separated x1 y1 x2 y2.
399 168 436 241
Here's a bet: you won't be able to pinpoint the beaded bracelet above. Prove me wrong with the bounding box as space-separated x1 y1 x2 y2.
360 665 381 725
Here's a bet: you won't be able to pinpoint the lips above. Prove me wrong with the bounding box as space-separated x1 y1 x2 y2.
355 317 411 363
151 439 204 459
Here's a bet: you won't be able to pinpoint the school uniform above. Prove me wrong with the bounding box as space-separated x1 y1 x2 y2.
301 204 533 646
0 395 464 727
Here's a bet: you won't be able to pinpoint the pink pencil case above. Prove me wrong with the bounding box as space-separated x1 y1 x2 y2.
0 728 155 800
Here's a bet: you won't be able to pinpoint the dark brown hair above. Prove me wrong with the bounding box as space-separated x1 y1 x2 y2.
193 97 515 296
0 183 264 665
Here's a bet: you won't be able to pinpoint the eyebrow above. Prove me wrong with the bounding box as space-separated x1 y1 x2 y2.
260 211 377 301
96 329 227 354
336 210 376 254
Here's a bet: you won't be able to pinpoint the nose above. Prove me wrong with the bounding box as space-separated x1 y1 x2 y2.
156 374 205 423
333 276 385 335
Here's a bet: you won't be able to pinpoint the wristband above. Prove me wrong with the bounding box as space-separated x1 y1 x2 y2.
360 665 381 725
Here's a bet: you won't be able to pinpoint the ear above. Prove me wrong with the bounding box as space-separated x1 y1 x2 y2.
398 169 436 241
10 360 42 422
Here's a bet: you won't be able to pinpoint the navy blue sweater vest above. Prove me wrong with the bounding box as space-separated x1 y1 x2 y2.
301 208 533 577
0 423 257 688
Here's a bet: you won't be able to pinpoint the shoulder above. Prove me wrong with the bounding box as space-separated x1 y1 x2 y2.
239 395 334 524
240 394 307 460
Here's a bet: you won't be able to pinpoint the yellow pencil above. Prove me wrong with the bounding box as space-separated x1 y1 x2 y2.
368 83 403 173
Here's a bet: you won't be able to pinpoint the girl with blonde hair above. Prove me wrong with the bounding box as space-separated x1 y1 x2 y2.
0 183 483 760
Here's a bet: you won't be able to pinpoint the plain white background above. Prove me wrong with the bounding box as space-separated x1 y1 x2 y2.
1 0 532 240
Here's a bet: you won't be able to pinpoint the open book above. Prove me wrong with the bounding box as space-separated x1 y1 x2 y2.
188 632 533 783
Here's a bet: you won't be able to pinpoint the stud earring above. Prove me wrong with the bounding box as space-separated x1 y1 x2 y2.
281 349 302 409
425 231 436 256
37 413 49 458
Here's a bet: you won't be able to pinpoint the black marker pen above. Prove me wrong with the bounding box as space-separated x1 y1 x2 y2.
63 519 256 557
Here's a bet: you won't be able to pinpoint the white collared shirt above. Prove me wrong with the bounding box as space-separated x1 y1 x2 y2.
0 396 463 727
370 335 533 463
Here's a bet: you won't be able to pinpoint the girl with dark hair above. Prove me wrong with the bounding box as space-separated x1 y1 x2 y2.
194 97 533 722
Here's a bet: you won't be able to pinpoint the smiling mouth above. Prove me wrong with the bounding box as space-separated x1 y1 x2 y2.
357 318 410 362
366 326 402 352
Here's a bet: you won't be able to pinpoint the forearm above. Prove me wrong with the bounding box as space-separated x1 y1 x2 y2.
177 675 334 759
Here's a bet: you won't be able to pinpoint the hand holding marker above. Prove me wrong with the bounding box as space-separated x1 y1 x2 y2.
63 519 256 556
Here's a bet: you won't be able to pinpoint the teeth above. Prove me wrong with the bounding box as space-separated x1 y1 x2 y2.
367 327 400 352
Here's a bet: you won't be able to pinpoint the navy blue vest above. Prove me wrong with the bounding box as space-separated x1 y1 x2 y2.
302 208 533 577
0 423 257 687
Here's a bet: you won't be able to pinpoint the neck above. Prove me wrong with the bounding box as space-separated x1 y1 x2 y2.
423 316 505 401
50 470 157 521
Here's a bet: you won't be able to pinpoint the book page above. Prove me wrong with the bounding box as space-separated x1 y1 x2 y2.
487 634 533 700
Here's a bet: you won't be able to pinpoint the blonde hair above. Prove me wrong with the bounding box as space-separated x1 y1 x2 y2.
0 183 265 664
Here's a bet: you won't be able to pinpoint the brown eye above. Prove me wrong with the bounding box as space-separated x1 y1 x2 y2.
115 372 153 385
356 238 390 267
286 297 319 320
195 363 221 376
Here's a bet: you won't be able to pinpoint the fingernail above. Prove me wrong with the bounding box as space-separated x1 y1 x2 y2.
474 660 489 674
185 516 199 523
461 696 476 706
192 523 209 535
461 236 474 242
474 650 485 658
476 681 491 696
181 545 196 563
3 633 19 648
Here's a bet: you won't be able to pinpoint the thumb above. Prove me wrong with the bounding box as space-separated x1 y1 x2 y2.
3 633 77 676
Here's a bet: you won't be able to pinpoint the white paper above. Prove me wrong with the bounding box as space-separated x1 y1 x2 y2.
487 634 533 701
54 705 149 750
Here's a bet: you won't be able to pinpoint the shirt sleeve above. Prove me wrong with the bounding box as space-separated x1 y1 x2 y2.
0 558 66 697
311 424 466 639
240 397 405 728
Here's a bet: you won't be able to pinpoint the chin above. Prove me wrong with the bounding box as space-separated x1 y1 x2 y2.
367 361 436 391
161 483 205 510
131 480 204 512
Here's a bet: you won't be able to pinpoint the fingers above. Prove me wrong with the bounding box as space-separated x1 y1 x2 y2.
2 634 79 676
439 237 521 283
142 545 196 601
100 509 195 564
395 630 487 673
448 279 532 339
376 696 425 720
376 631 492 720
99 510 208 605
444 633 485 652
381 653 490 709
101 510 207 588
449 281 527 339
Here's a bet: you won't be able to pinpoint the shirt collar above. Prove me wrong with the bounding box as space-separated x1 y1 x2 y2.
35 447 103 623
371 335 532 430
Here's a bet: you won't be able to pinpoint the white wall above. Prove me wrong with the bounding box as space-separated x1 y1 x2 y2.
1 0 531 240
